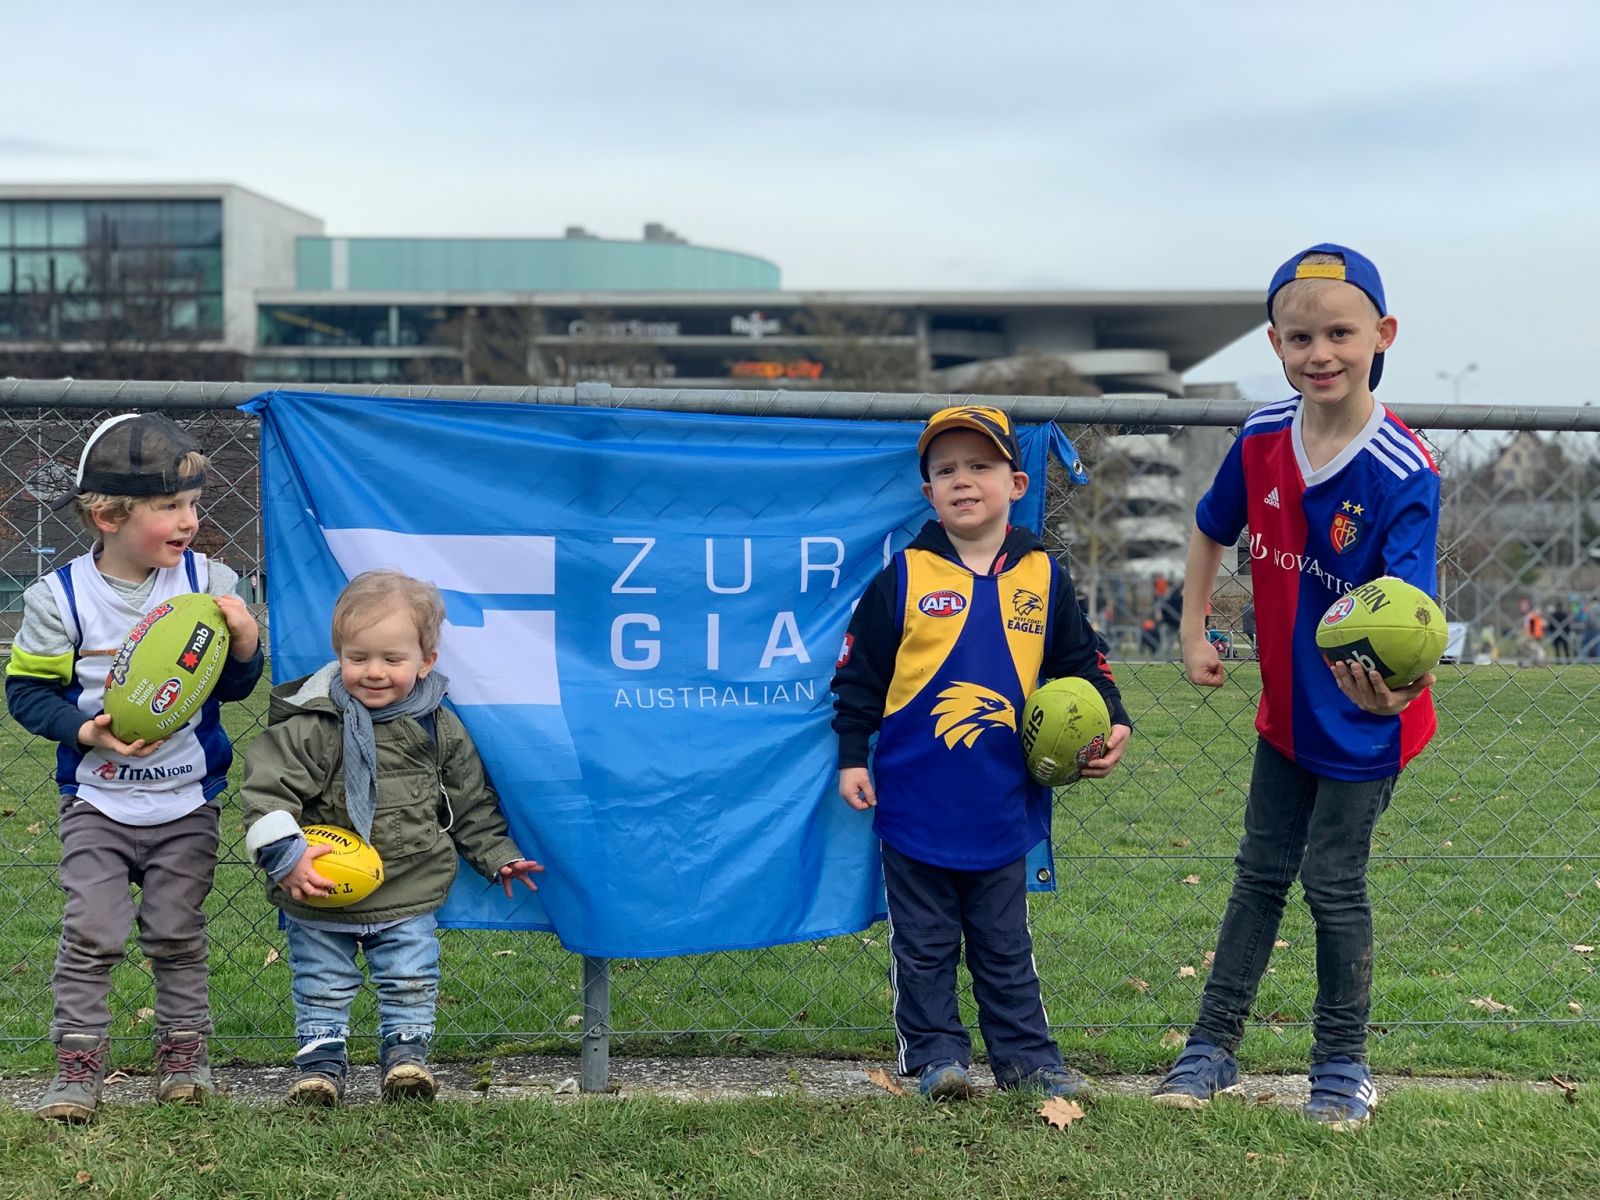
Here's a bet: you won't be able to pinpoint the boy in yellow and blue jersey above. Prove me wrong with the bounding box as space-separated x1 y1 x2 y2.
831 405 1132 1100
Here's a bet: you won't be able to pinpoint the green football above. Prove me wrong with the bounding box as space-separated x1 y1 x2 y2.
103 594 231 744
1315 576 1446 689
1019 676 1111 787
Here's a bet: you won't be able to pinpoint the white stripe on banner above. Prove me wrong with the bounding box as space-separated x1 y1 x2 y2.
321 528 561 705
321 528 556 594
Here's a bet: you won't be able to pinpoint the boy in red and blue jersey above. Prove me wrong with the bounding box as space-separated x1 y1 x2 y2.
1153 244 1440 1129
831 405 1131 1101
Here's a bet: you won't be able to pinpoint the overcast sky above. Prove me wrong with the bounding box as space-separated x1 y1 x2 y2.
6 1 1596 407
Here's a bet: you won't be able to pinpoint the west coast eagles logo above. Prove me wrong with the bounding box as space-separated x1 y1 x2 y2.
1012 589 1043 618
1330 499 1364 554
930 681 1016 749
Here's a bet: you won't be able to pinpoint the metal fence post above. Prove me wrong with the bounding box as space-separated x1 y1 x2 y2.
581 955 611 1093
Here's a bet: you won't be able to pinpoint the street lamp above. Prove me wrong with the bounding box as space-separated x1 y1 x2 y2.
1437 362 1478 405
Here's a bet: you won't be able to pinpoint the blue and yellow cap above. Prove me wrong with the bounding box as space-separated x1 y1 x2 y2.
1267 243 1388 389
916 405 1022 480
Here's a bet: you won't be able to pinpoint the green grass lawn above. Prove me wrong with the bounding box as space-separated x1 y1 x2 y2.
2 661 1597 1079
0 1089 1595 1200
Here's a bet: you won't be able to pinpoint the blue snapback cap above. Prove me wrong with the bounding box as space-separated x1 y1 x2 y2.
1267 243 1387 389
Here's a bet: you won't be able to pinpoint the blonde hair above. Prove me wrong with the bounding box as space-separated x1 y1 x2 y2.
331 569 446 657
74 449 211 533
1270 252 1380 324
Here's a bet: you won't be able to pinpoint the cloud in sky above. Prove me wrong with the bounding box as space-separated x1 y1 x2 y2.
4 0 1596 406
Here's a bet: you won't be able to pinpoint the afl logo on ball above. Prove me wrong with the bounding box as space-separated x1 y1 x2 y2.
918 590 967 617
151 678 183 714
1322 596 1355 625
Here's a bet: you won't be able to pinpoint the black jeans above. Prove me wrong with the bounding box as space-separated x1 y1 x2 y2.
1192 739 1395 1064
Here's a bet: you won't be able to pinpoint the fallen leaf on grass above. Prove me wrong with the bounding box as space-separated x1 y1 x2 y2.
1569 1002 1585 1015
1551 1076 1579 1103
865 1068 906 1096
129 1007 154 1028
1170 838 1192 849
1273 939 1290 950
26 822 41 836
104 1070 132 1084
1255 1092 1276 1104
1245 1151 1262 1161
1573 945 1595 955
1123 976 1150 993
564 1014 583 1028
262 947 280 967
1177 965 1197 978
1038 1096 1086 1130
1181 874 1201 886
75 1171 92 1186
492 948 517 958
1203 951 1216 968
912 1145 926 1157
1160 1029 1185 1048
1468 995 1517 1015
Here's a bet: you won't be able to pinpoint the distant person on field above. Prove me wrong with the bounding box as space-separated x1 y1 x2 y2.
831 405 1131 1102
1548 600 1572 661
240 570 543 1106
1152 245 1440 1130
4 414 263 1123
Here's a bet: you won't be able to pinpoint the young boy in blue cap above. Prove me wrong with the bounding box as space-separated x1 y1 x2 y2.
832 405 1132 1100
1152 245 1441 1129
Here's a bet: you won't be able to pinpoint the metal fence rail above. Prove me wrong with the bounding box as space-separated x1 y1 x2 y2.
1 382 1596 1087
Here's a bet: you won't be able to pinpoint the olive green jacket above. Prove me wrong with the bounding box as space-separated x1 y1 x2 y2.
240 664 523 924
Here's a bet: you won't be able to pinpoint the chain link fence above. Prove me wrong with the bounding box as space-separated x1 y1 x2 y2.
0 383 1596 1077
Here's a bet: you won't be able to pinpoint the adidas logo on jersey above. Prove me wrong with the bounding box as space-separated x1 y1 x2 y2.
1264 487 1281 509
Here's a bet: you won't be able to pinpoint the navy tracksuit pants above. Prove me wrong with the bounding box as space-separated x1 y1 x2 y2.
882 841 1061 1083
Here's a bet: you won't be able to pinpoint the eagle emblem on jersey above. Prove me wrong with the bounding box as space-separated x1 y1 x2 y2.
1012 589 1044 618
1330 501 1363 554
930 681 1016 749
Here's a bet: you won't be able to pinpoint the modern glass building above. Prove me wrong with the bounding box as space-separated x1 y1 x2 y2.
0 183 1263 397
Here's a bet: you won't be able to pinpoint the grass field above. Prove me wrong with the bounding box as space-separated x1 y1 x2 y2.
0 1088 1596 1200
2 660 1597 1080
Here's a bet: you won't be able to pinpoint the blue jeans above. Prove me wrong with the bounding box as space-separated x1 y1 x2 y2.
283 913 440 1046
1192 739 1395 1064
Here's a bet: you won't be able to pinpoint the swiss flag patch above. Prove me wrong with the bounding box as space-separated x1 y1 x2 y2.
836 633 854 669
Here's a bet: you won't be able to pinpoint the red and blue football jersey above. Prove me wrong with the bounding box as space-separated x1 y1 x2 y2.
1196 397 1440 780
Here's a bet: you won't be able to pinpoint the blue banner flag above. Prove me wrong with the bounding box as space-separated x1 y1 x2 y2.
247 391 1083 957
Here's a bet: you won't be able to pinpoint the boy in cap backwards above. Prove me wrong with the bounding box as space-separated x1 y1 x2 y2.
5 413 263 1122
1152 245 1440 1129
831 405 1131 1100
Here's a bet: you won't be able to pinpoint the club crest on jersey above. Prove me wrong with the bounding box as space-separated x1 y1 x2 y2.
1007 587 1045 634
930 681 1015 749
1330 509 1362 554
919 590 967 617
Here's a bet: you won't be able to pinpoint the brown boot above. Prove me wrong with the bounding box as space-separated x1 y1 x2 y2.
37 1034 109 1123
155 1030 214 1103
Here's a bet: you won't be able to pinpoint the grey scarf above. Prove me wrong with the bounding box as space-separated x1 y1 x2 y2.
328 669 451 842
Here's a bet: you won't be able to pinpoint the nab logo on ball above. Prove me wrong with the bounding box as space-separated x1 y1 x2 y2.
919 590 967 617
177 623 215 673
151 678 183 714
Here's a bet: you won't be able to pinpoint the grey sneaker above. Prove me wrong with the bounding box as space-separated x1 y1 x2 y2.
37 1034 109 1123
154 1030 214 1103
379 1032 436 1101
1004 1065 1096 1100
287 1038 347 1107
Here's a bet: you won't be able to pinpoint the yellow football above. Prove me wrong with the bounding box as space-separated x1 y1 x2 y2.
298 824 385 908
1019 677 1111 787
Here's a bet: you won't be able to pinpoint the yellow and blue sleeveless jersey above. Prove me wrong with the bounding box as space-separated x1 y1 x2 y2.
832 522 1128 871
1197 395 1440 780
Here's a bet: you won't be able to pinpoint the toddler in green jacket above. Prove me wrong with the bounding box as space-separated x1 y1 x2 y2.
242 569 541 1104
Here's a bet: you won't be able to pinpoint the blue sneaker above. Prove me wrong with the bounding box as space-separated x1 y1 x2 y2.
1151 1037 1240 1109
917 1061 973 1101
1002 1065 1095 1100
1305 1057 1376 1130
